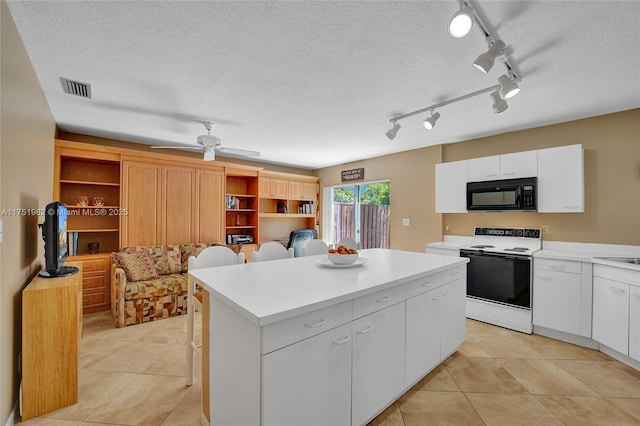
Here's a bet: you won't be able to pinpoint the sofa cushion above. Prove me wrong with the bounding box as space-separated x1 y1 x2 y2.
113 251 159 282
121 245 183 275
179 243 210 272
124 273 187 301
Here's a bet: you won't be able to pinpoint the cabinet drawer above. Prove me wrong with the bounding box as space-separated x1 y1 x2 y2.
594 264 640 285
406 266 465 299
83 257 110 273
535 258 581 274
262 301 352 354
83 274 107 291
353 284 406 320
83 290 108 307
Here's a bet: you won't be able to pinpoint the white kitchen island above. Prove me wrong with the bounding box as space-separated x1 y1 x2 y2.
189 248 469 426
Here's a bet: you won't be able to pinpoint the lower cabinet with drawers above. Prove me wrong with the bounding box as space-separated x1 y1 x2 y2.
207 262 466 426
69 253 112 313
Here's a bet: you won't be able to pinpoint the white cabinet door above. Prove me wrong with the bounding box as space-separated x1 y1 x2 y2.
405 286 441 385
533 268 582 335
262 322 352 426
435 160 468 213
405 277 466 386
352 302 405 426
440 278 467 358
630 285 640 362
500 150 537 179
537 144 584 212
467 156 499 182
592 277 629 355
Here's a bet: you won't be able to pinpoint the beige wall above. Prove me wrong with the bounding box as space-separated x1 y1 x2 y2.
1 2 57 423
442 109 640 245
314 145 443 253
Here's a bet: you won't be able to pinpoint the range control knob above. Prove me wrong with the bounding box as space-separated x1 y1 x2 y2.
516 229 524 237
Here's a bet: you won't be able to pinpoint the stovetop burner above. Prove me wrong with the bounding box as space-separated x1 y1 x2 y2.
470 245 495 249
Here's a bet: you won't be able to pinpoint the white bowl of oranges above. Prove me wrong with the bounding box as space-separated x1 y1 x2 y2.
327 245 359 265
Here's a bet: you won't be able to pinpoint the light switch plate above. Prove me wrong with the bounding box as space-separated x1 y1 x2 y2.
402 217 410 227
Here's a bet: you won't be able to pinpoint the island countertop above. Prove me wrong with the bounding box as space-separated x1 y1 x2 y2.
189 248 469 326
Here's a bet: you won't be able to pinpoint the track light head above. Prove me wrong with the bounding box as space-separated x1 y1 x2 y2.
490 91 508 113
473 39 505 73
498 74 520 99
423 112 440 130
448 2 474 38
386 122 401 140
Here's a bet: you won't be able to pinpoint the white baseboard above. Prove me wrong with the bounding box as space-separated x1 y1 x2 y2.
4 401 19 426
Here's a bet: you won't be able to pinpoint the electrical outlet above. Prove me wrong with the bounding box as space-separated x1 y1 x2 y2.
402 217 411 227
541 225 549 234
445 222 451 232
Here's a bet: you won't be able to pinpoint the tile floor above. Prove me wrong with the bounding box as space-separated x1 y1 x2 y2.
20 312 640 425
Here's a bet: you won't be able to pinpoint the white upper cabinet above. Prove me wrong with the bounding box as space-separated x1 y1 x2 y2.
500 150 538 179
537 144 584 212
435 160 468 213
467 155 499 182
467 150 537 182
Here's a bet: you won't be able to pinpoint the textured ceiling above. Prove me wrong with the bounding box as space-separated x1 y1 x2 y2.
7 1 640 169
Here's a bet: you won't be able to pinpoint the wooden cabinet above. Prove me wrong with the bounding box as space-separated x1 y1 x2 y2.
352 302 405 426
262 322 352 426
195 169 225 243
74 253 111 313
121 161 226 246
258 172 319 243
161 165 196 244
537 144 584 212
55 148 121 255
435 160 468 213
259 176 288 199
225 168 259 245
121 160 162 247
22 262 82 421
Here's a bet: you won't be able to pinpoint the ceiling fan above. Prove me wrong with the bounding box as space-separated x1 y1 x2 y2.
150 122 260 161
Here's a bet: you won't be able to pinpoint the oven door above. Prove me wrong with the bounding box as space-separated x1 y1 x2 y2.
460 249 531 308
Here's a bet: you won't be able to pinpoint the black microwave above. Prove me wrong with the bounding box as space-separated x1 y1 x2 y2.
467 177 537 211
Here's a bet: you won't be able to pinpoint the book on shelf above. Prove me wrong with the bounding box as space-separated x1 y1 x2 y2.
67 232 79 256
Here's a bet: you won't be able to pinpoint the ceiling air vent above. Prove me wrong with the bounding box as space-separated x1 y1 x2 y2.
60 77 92 98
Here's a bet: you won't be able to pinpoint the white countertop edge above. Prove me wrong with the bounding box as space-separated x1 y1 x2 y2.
192 253 469 327
590 257 640 272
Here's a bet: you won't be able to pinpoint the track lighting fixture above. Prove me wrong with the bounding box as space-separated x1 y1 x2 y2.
448 1 474 38
490 91 508 113
423 111 441 130
473 39 505 73
498 74 520 99
384 0 523 137
385 122 401 140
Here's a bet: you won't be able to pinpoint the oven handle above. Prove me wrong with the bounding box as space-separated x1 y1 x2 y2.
460 250 531 261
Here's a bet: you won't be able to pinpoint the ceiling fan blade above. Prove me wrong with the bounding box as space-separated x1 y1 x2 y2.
217 147 260 157
203 150 215 161
150 145 203 150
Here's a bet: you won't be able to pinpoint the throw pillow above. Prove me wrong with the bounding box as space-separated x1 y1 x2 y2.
114 251 159 282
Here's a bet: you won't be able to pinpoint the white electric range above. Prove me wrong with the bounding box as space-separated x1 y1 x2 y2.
459 227 542 333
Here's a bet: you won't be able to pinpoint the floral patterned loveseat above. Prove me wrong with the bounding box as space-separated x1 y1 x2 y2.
111 242 241 328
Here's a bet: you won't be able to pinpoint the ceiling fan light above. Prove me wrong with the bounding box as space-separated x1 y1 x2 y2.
386 122 401 140
448 5 473 38
498 74 520 99
491 91 508 113
473 39 505 73
423 112 440 130
203 148 215 161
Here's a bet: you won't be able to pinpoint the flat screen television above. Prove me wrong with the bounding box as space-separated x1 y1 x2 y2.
38 201 78 278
